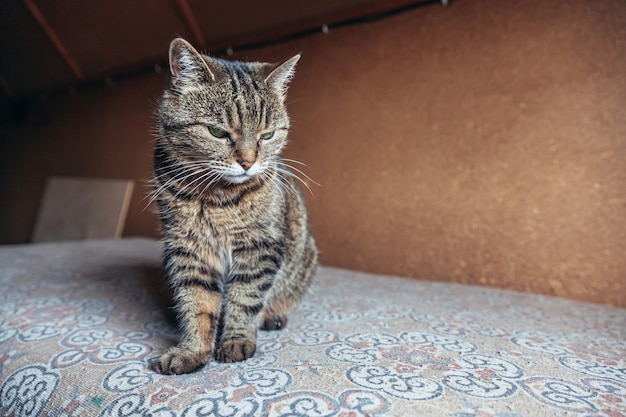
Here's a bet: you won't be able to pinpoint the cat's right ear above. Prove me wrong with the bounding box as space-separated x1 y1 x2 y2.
168 38 216 92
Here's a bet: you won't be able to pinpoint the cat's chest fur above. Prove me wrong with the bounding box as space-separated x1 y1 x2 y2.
185 183 285 252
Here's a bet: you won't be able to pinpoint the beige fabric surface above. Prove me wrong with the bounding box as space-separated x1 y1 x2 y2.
0 238 624 416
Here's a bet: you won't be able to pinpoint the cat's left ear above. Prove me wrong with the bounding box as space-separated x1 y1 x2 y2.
168 38 216 92
264 54 301 100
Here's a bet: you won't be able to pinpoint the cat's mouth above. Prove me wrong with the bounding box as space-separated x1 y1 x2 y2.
224 163 265 184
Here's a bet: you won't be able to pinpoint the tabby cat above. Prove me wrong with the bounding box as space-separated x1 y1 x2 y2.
151 38 317 375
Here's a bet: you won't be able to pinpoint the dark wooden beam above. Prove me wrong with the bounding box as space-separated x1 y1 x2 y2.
172 0 207 50
204 0 443 53
15 0 444 100
22 0 84 81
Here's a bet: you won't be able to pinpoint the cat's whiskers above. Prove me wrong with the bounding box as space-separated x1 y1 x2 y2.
271 159 319 197
275 167 314 197
169 159 234 198
276 160 320 186
151 161 207 184
198 171 227 196
173 167 213 199
147 161 214 208
262 169 295 198
152 157 215 180
188 167 225 196
150 164 201 195
279 158 309 167
148 172 198 208
153 166 219 213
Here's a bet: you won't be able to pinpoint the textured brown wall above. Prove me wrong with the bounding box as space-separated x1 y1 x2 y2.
1 0 625 306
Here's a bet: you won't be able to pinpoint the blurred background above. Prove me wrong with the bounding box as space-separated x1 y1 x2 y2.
1 0 625 306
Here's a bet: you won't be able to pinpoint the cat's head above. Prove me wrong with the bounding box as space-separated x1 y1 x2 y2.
157 38 299 185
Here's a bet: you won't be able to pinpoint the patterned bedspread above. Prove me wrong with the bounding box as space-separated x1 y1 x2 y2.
0 238 624 417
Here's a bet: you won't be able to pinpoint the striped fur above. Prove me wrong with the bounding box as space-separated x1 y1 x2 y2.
152 38 317 375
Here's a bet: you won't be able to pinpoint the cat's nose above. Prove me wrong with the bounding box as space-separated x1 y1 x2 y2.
238 159 255 170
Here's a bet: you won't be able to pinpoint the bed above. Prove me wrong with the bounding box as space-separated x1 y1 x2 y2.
0 238 624 416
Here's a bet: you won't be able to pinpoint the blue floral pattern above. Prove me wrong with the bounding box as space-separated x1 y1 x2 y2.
0 239 624 416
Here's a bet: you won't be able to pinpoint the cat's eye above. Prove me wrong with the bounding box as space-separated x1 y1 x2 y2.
207 125 229 139
260 131 275 140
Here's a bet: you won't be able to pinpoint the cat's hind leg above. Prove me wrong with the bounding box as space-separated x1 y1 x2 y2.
259 236 317 331
260 308 289 331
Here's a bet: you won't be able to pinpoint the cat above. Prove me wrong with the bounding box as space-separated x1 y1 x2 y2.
151 38 317 375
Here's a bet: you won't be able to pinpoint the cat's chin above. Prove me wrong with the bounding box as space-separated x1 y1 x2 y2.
225 174 254 184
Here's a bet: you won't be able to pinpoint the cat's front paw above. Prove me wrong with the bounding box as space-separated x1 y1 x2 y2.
216 339 256 363
153 347 209 375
